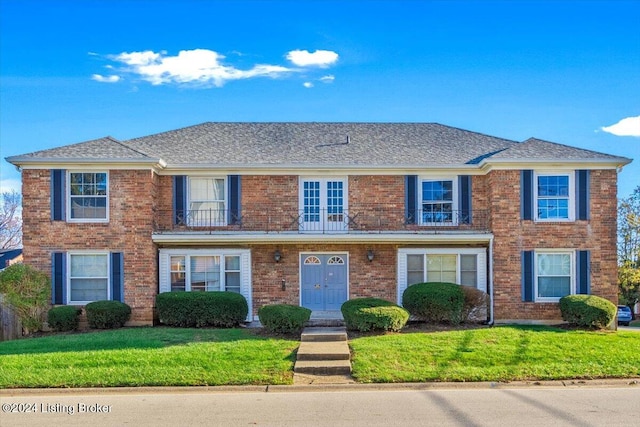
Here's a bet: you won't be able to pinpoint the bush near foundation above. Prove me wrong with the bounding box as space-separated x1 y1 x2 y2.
402 282 465 324
85 300 131 329
47 306 81 332
258 304 311 334
461 286 490 322
156 291 248 327
341 298 409 332
559 295 616 328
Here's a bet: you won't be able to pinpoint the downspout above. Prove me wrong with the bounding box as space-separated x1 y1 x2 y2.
489 236 495 325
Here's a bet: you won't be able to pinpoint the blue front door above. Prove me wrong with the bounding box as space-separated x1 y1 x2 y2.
301 254 348 311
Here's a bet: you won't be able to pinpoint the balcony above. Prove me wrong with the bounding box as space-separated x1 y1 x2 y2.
154 206 490 235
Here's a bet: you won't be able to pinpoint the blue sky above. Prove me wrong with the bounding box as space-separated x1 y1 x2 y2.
1 0 638 196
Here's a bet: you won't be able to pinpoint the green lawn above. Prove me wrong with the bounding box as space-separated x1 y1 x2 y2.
0 327 298 388
349 325 640 383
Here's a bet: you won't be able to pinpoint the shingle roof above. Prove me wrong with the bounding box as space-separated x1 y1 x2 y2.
124 122 521 167
6 136 159 163
6 123 631 169
489 138 625 161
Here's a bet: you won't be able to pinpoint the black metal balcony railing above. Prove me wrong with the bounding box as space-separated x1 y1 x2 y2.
154 206 489 234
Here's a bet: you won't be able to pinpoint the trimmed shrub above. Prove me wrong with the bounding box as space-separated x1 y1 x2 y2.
402 282 464 324
47 305 81 332
341 298 409 332
0 263 50 333
258 304 311 334
156 291 248 328
85 300 131 329
461 286 490 323
559 295 616 328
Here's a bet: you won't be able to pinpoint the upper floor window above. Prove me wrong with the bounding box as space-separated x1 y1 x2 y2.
299 178 348 233
534 172 574 221
68 172 108 221
420 178 458 225
188 177 226 226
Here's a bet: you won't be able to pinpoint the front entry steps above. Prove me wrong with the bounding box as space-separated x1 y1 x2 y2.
294 327 352 379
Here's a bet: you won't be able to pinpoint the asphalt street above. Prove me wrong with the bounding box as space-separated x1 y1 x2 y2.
2 383 638 427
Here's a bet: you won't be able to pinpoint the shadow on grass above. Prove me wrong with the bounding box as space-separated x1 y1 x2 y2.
0 326 296 356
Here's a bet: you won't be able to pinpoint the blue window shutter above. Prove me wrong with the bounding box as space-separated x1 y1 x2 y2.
405 175 417 224
51 169 66 221
110 252 124 302
51 252 66 304
576 170 590 220
173 176 186 225
228 175 241 225
458 175 472 224
576 250 590 294
522 250 534 302
521 170 533 220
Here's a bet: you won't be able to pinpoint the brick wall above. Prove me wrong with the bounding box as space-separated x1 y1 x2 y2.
489 169 619 322
21 169 158 325
250 244 398 314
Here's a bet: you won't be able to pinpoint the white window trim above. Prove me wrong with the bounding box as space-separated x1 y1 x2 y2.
187 176 228 226
419 176 458 226
534 249 576 303
67 251 110 305
298 177 349 232
66 171 109 223
533 171 575 222
397 248 487 305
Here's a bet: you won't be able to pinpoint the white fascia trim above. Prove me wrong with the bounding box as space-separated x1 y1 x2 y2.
480 159 631 171
152 232 494 245
11 160 166 171
159 164 484 176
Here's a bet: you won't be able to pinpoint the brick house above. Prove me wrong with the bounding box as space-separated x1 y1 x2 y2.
6 123 631 325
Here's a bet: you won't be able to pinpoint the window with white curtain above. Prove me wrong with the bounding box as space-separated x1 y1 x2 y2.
188 177 226 226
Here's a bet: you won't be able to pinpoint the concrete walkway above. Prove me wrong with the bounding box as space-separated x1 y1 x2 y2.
293 327 354 385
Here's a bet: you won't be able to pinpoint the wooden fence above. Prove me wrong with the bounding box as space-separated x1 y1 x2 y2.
0 294 23 341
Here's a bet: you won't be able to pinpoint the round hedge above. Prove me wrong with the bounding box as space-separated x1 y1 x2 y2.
156 291 248 328
85 300 131 329
402 282 464 324
559 294 616 328
47 305 81 332
341 298 409 332
258 304 311 334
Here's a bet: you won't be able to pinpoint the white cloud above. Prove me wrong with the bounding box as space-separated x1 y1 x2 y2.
91 74 121 83
320 75 335 83
107 49 294 87
303 82 314 88
286 49 338 67
601 116 640 137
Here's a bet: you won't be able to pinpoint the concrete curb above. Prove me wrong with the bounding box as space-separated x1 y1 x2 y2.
2 378 639 397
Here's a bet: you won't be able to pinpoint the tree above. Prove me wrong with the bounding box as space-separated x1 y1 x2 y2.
0 190 22 249
618 186 640 309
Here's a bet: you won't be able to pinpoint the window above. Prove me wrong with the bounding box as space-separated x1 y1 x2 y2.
299 178 348 232
68 172 108 221
535 251 574 301
403 250 483 288
420 178 457 224
188 177 226 226
165 253 242 293
535 173 573 221
170 256 186 291
68 253 109 304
